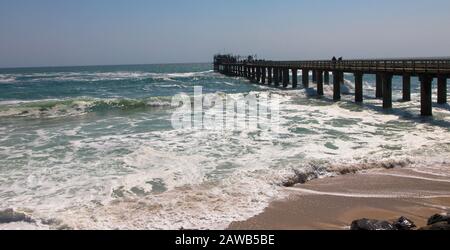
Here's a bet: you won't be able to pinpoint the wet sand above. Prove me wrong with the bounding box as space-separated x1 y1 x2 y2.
228 167 450 230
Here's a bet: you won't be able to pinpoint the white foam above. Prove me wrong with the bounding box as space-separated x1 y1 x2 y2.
0 70 214 84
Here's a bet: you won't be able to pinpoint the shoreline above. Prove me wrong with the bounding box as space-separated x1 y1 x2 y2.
228 166 450 230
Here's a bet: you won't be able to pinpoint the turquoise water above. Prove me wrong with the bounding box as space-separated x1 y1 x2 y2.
0 64 449 229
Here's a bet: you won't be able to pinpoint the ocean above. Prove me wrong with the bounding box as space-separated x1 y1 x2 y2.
0 63 449 229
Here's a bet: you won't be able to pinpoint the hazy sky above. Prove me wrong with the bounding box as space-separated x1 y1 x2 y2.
1 0 450 68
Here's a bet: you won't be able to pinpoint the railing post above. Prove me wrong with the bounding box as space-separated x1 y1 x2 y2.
419 75 433 116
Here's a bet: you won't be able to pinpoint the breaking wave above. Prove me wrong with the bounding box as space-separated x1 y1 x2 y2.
0 96 175 118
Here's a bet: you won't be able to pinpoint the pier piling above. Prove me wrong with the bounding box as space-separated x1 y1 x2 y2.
274 68 280 87
333 71 341 101
354 72 363 103
382 73 393 109
402 74 411 101
292 69 298 88
324 71 330 84
283 68 289 88
376 74 383 98
261 67 266 84
438 75 447 104
267 67 273 85
303 69 309 88
256 67 261 83
317 70 324 96
420 75 433 116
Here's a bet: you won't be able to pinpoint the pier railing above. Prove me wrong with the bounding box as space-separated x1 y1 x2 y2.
243 58 450 75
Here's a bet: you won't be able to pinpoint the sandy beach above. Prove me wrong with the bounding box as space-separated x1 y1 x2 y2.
229 166 450 230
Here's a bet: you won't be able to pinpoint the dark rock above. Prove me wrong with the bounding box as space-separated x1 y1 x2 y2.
41 218 63 226
419 222 450 230
427 213 450 225
56 224 73 230
351 218 395 230
393 216 416 230
0 209 34 224
282 169 319 187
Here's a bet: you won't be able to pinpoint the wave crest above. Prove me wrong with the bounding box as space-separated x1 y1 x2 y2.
0 96 175 118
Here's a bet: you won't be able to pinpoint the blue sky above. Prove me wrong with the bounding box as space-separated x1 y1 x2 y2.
1 0 450 67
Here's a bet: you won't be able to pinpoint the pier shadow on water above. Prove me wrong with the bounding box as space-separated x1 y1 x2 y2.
300 90 450 131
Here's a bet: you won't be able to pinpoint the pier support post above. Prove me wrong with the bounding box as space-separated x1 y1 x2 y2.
420 75 433 116
278 68 283 83
324 71 330 84
438 75 447 104
302 69 309 88
252 67 256 81
267 67 273 85
312 70 317 83
376 73 383 98
274 68 280 86
354 72 363 103
333 71 341 101
382 73 393 109
402 74 411 101
317 70 324 96
282 68 289 88
256 67 261 83
292 69 298 88
261 67 266 84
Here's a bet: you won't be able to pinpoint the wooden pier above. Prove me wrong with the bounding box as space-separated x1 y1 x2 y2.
213 55 450 116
